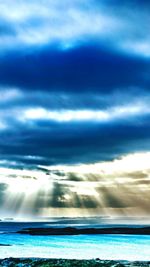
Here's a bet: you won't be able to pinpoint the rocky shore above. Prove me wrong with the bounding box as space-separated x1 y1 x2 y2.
0 258 150 267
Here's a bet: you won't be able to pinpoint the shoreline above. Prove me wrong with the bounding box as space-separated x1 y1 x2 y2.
0 258 150 267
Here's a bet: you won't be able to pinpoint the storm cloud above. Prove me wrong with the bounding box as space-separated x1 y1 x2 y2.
0 0 150 218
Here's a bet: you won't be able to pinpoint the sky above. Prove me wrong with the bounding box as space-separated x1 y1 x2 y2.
0 0 150 219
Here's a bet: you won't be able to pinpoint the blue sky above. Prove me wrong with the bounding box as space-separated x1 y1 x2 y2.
0 0 150 218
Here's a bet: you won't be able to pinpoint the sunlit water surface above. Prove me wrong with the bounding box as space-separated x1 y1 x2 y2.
0 222 150 261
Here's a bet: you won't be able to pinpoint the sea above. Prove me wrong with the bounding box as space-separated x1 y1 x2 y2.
0 219 150 261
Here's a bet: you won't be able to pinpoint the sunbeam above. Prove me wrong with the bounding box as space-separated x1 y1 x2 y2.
0 152 150 219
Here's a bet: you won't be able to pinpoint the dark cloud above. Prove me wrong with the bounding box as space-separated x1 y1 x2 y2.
0 116 150 167
96 185 150 211
133 179 150 185
33 182 98 210
123 171 148 179
67 173 84 182
0 44 149 93
104 194 130 208
50 183 70 208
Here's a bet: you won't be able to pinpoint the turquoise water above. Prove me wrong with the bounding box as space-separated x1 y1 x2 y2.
0 222 150 260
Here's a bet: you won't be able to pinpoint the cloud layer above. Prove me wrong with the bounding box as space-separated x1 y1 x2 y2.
0 0 150 218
